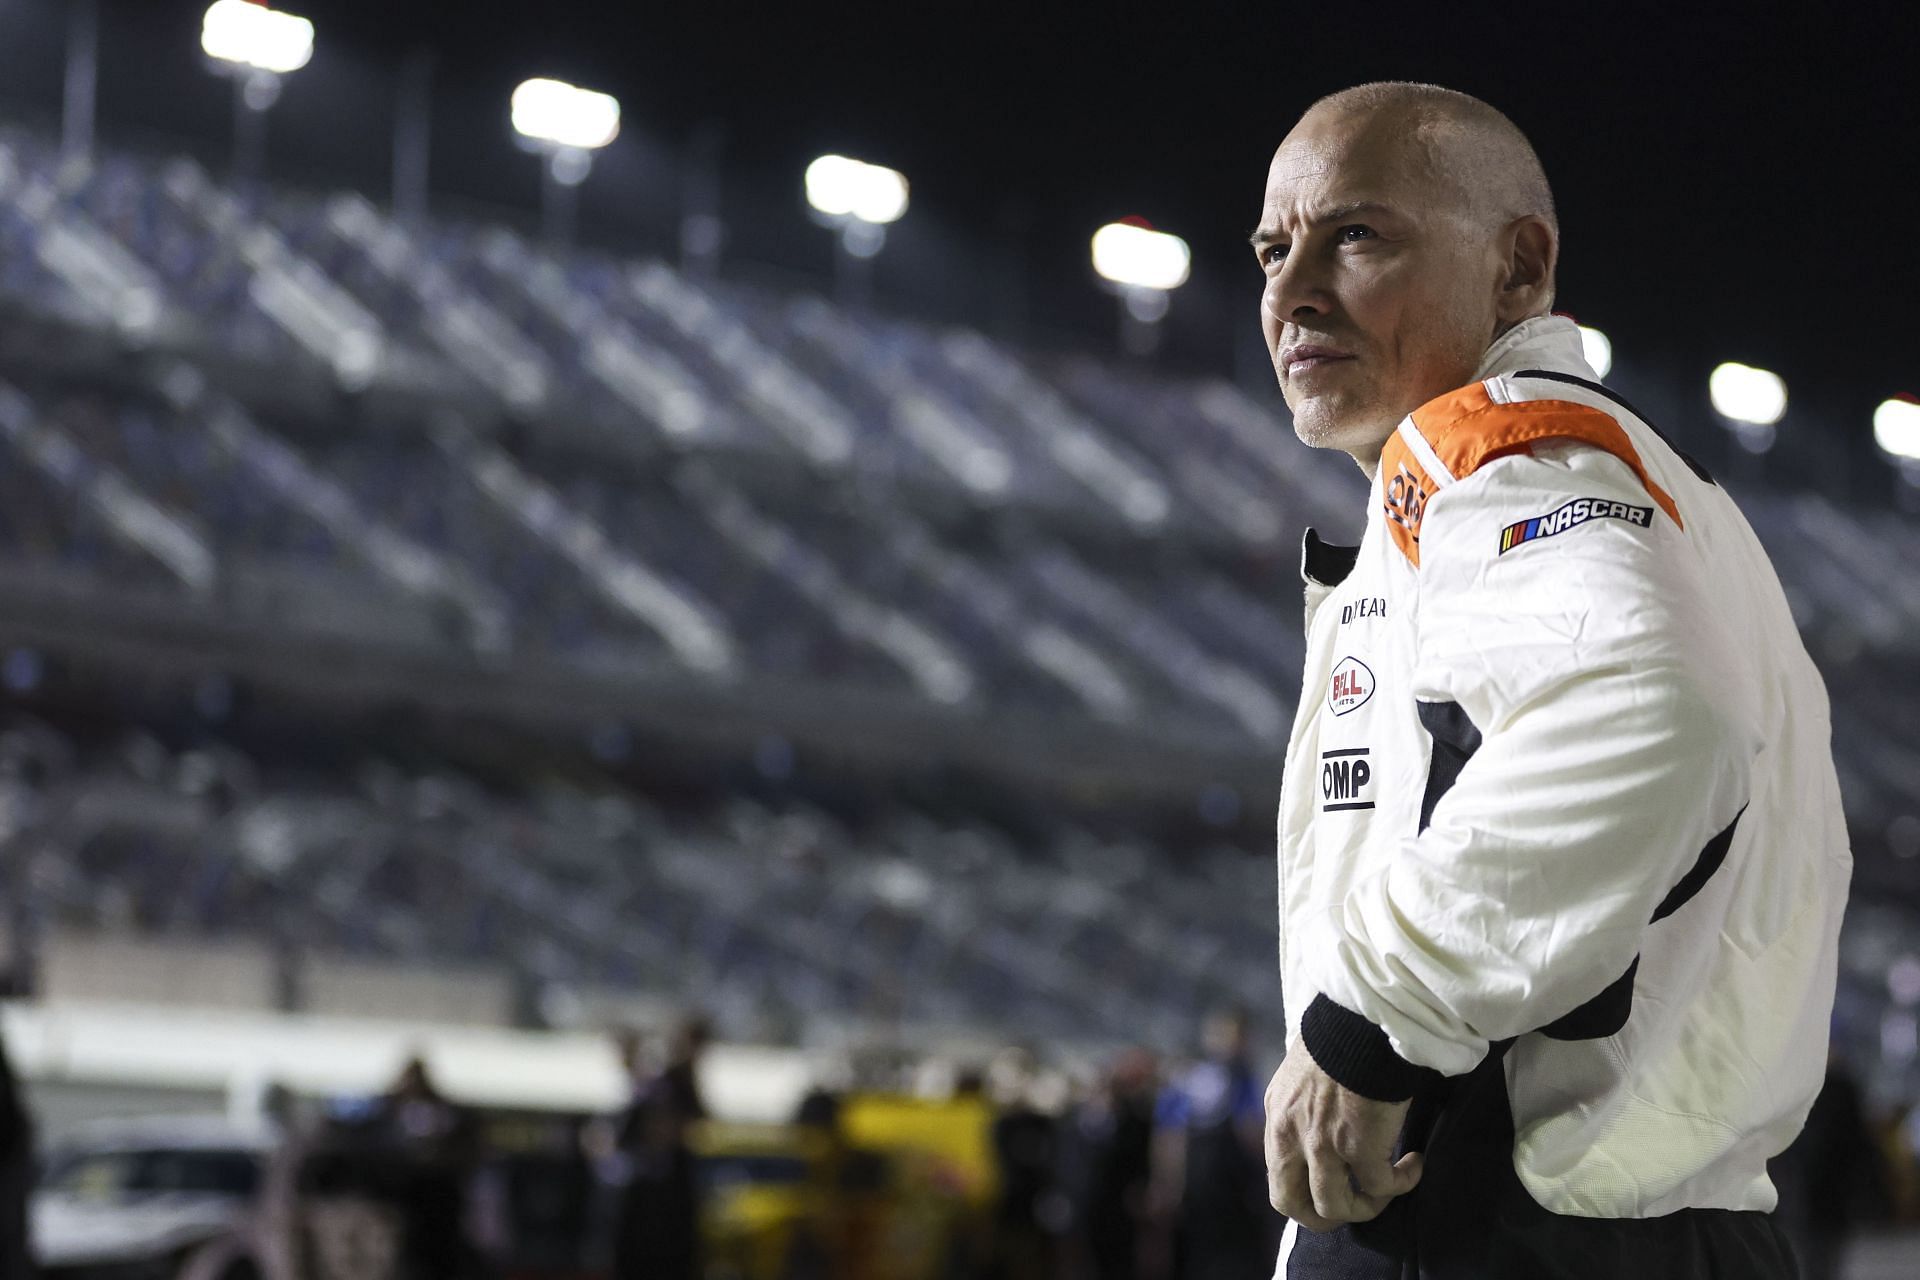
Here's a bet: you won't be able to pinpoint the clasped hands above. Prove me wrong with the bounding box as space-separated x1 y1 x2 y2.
1263 1037 1424 1232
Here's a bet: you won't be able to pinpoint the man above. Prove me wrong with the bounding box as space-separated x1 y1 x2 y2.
1255 82 1849 1278
367 1055 482 1280
984 1046 1061 1280
1150 1010 1277 1280
1059 1048 1156 1280
609 1015 709 1280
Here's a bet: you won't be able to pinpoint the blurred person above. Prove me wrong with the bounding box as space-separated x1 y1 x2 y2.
0 1032 30 1280
609 1014 709 1280
1149 1010 1274 1280
984 1047 1060 1280
944 1064 997 1278
793 1081 844 1133
1057 1049 1157 1280
1772 1047 1885 1280
368 1055 482 1280
1878 1102 1920 1222
1254 83 1850 1277
580 1032 639 1267
259 1080 298 1135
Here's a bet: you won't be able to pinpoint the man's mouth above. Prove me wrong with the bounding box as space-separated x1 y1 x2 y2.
1281 344 1355 378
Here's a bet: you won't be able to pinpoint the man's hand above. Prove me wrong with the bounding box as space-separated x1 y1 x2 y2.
1264 1037 1423 1232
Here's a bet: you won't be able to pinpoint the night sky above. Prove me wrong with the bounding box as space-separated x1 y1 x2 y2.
0 1 1913 444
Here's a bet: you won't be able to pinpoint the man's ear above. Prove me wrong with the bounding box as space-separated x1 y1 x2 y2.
1495 214 1558 324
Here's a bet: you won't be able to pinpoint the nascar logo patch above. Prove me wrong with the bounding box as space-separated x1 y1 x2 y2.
1499 497 1653 554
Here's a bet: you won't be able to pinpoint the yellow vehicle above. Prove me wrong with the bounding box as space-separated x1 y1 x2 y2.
695 1122 835 1280
694 1092 996 1280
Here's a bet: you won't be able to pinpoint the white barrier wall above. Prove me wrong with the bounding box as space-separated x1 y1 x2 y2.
1 1000 814 1122
299 955 513 1026
41 931 279 1011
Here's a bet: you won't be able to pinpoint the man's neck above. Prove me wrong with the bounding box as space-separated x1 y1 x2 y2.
1344 313 1563 482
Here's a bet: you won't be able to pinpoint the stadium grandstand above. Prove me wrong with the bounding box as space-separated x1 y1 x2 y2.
0 2 1913 1278
0 120 1914 1059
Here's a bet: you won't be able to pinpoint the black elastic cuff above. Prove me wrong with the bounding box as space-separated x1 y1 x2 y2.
1300 993 1445 1102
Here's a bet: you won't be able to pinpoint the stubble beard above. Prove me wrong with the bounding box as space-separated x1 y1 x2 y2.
1289 393 1398 471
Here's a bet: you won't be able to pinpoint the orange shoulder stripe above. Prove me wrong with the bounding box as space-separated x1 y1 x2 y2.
1378 383 1683 567
1408 385 1683 528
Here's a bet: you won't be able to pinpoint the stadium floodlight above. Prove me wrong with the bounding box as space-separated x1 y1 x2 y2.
804 154 908 308
1578 324 1613 379
1875 396 1920 462
201 1 314 186
510 78 621 152
201 0 314 76
1709 361 1788 426
1091 220 1192 291
509 78 622 247
804 155 909 225
1092 219 1190 357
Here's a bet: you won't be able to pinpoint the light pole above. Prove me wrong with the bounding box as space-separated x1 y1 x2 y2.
804 154 908 310
392 49 435 226
200 0 315 186
1091 218 1191 358
62 0 99 167
510 77 622 249
680 120 726 280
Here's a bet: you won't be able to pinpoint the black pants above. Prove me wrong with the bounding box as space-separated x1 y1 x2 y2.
1282 1048 1799 1280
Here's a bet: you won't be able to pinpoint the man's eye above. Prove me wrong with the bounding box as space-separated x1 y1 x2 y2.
1338 225 1376 243
1263 244 1289 265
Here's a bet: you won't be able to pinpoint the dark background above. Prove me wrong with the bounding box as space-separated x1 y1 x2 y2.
0 1 1913 438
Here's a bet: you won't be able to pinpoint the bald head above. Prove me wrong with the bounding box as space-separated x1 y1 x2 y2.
1253 83 1562 472
1306 82 1556 240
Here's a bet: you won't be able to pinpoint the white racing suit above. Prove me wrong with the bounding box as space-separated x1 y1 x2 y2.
1274 314 1850 1278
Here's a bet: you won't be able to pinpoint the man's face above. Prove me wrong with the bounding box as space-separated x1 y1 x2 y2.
1254 110 1503 464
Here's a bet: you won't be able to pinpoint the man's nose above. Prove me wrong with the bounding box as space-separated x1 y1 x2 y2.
1264 252 1333 324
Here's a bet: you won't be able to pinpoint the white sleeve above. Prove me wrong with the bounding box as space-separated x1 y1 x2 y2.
1294 443 1758 1097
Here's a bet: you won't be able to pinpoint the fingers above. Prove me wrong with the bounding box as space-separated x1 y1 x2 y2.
1271 1157 1336 1233
1307 1144 1400 1226
1348 1148 1424 1200
1264 1048 1422 1233
1266 1101 1336 1232
1271 1130 1395 1230
1266 1122 1305 1219
1321 1145 1422 1225
1287 1203 1340 1234
1306 1142 1351 1221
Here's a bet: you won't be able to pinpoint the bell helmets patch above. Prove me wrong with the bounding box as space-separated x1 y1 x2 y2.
1329 656 1375 716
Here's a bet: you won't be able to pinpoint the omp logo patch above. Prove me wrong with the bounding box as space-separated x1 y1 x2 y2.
1320 747 1374 812
1328 656 1374 716
1499 497 1653 554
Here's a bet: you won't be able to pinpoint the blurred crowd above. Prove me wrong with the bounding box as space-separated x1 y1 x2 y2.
598 1007 1282 1280
5 1014 1920 1280
0 1007 1283 1280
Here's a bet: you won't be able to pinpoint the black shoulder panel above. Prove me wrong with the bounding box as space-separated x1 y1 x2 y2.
1514 368 1716 486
